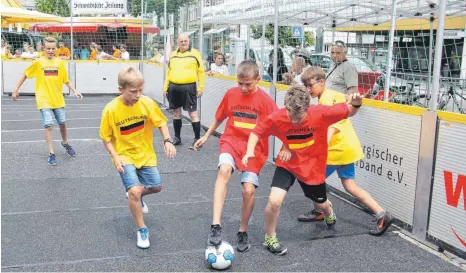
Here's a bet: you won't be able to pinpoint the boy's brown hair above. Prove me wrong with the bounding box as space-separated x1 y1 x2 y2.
237 60 259 78
300 66 326 86
284 84 310 114
118 67 144 88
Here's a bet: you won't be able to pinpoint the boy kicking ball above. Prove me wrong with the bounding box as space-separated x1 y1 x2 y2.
100 67 176 249
242 85 363 255
194 60 278 252
296 66 394 236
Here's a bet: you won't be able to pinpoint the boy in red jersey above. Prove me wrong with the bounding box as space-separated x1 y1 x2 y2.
242 85 363 255
193 60 278 252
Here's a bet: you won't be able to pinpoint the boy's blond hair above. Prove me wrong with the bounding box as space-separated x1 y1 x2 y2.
118 67 144 88
43 36 57 45
284 84 310 114
237 60 259 78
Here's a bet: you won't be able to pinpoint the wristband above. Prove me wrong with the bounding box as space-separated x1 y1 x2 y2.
351 103 362 108
164 138 172 144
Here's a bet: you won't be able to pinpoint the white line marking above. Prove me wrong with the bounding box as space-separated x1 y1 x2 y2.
2 109 102 114
2 127 100 133
1 138 101 144
2 117 102 122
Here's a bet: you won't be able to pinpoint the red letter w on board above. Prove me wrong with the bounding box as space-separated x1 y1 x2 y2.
444 171 466 210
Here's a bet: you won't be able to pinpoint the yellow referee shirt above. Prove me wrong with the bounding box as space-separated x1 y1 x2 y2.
164 48 205 93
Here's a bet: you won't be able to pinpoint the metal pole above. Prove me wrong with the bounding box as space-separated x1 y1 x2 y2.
163 0 167 107
246 26 250 59
301 27 304 49
426 15 434 99
430 0 447 111
260 20 265 77
199 0 204 54
140 0 145 63
384 0 397 102
460 26 466 80
272 0 279 84
70 0 74 61
198 0 204 122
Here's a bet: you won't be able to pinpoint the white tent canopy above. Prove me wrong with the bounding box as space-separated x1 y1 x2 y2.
0 6 64 23
203 0 465 27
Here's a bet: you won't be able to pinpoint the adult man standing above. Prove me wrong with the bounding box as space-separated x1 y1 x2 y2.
164 33 205 149
326 41 358 94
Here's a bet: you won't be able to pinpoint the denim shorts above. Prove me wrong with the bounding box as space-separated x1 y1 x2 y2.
218 153 259 187
120 164 163 191
326 163 356 179
39 108 66 128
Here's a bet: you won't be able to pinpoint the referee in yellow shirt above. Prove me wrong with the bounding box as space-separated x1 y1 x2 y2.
164 33 205 149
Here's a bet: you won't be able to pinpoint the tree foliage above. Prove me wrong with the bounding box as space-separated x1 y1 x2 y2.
250 24 315 47
35 0 71 17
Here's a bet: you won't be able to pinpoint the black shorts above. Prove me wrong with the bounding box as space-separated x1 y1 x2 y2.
271 166 328 204
167 82 198 112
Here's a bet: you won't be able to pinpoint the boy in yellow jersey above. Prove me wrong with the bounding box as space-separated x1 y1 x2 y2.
12 36 82 166
164 33 205 149
112 45 121 58
55 41 71 60
297 66 394 236
100 67 177 249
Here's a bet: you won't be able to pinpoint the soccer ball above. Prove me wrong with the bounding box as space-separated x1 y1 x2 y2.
205 241 235 270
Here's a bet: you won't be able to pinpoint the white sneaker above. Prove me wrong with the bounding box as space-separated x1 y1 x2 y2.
136 227 150 249
141 201 149 214
126 192 148 214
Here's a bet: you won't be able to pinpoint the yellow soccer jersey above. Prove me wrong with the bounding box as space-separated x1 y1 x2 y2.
99 95 168 168
24 57 69 110
318 88 364 165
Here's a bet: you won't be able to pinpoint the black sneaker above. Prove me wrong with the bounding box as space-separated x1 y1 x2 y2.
189 138 200 150
369 211 394 236
208 224 222 246
297 209 325 222
236 231 251 252
62 142 76 157
264 234 287 255
172 136 181 146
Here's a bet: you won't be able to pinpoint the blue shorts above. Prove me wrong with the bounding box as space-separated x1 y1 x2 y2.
120 164 162 191
326 163 356 180
218 153 259 187
40 108 66 128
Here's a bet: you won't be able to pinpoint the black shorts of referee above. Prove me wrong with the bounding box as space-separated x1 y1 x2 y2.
167 82 198 112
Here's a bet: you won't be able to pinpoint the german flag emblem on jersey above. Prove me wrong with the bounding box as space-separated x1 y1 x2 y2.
286 133 315 150
44 69 59 76
232 111 257 129
120 120 145 136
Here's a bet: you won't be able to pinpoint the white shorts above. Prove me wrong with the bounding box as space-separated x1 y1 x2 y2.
218 153 259 187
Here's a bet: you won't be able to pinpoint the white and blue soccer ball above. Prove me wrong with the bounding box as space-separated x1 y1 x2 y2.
205 241 235 270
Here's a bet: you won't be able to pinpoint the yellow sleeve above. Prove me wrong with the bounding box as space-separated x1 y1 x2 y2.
196 50 205 92
163 55 171 92
148 99 168 128
66 48 71 57
327 93 347 131
99 108 114 142
59 61 70 83
24 60 39 79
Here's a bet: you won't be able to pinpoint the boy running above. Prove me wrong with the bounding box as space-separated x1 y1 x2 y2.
296 66 394 236
13 36 82 166
99 67 176 249
193 60 278 252
242 85 363 255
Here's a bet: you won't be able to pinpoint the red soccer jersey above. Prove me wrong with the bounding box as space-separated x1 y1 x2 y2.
253 103 349 185
216 87 278 174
